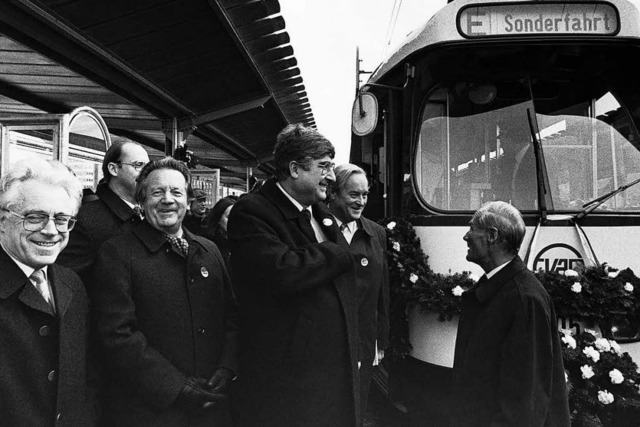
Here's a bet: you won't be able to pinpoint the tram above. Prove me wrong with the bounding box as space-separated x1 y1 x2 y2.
351 0 640 403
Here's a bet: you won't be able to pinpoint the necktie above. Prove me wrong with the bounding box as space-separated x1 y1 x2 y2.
167 235 189 257
340 223 348 233
30 269 55 312
299 209 317 242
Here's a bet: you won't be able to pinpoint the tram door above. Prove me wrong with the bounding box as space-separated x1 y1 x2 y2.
0 106 111 189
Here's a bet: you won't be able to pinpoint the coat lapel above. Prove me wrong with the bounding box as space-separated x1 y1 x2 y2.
49 265 73 318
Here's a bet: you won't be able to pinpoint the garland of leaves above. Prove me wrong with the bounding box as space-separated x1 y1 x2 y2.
378 216 640 426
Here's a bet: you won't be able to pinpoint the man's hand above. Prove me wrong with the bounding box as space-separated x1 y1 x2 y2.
207 367 235 393
176 377 225 410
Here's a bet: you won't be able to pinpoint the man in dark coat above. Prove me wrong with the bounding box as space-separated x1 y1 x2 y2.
58 140 148 283
228 124 359 427
0 158 95 426
91 157 238 427
327 163 389 422
451 201 570 426
183 187 209 237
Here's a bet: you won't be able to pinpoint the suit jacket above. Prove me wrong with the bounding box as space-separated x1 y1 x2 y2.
497 148 537 210
0 247 95 426
228 178 359 427
57 183 141 284
450 257 570 427
91 221 238 427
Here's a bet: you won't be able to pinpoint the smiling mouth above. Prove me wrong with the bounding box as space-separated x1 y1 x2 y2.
34 242 58 247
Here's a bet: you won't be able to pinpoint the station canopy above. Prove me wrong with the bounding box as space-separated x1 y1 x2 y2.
0 0 314 188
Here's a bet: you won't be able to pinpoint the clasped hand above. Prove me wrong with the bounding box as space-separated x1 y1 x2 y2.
177 367 235 410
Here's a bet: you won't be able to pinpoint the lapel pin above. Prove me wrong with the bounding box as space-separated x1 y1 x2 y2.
322 218 333 227
201 267 209 277
361 258 369 267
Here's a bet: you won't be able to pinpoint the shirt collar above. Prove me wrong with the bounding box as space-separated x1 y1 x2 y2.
276 181 308 214
0 242 47 279
333 216 357 233
485 259 511 279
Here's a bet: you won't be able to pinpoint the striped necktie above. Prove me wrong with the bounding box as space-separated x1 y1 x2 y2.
30 269 55 312
167 235 189 257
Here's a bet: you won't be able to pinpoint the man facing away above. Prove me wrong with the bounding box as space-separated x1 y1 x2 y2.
91 157 238 427
327 163 389 423
57 140 149 283
228 123 360 427
451 201 570 426
0 158 95 426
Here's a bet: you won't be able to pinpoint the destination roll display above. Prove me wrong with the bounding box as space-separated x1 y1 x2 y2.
459 3 619 37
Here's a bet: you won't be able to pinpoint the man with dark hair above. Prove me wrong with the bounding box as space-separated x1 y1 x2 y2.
91 157 238 426
451 201 570 426
328 163 389 423
228 123 360 427
58 140 149 282
0 158 96 426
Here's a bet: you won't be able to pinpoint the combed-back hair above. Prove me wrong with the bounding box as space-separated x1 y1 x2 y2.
102 141 145 183
328 163 367 202
272 123 335 181
0 157 83 213
471 201 525 255
134 157 191 205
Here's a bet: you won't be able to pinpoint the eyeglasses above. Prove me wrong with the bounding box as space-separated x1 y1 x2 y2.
2 209 77 232
117 161 147 171
316 161 336 176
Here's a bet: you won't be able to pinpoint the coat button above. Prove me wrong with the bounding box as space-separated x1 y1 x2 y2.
197 327 206 335
48 370 57 382
189 277 195 284
56 413 62 422
39 325 50 336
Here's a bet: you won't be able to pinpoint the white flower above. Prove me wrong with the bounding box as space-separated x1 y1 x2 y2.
468 273 480 282
610 340 622 355
595 338 611 352
561 334 577 349
571 282 582 293
598 390 614 405
581 365 595 379
608 270 620 278
624 282 634 292
583 346 600 362
322 218 333 227
609 369 624 384
452 286 464 297
386 221 396 230
409 273 419 283
564 371 569 383
392 241 401 252
584 328 597 337
564 269 579 277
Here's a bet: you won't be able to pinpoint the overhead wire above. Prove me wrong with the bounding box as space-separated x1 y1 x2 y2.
381 0 404 61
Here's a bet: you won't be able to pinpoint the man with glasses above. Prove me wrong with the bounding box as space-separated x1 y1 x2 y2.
0 158 96 425
228 124 360 427
58 140 149 283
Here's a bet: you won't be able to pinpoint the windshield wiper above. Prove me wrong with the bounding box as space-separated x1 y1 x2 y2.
573 176 640 221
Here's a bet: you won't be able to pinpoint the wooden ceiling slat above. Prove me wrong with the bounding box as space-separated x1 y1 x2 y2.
253 45 294 68
245 31 289 55
235 15 284 42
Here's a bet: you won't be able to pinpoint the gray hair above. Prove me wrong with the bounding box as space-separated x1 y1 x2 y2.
471 201 525 255
328 163 368 201
0 158 83 213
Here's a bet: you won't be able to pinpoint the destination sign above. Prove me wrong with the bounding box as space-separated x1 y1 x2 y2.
458 3 619 37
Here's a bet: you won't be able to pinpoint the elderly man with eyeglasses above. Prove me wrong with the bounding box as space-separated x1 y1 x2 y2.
0 158 97 426
58 140 149 284
228 123 360 427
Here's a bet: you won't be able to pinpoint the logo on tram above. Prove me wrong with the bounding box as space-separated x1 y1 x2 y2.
532 243 584 273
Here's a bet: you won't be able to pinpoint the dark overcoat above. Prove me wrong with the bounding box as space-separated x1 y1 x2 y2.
91 221 239 427
0 247 95 426
57 183 141 283
450 256 570 426
228 178 359 427
347 216 389 413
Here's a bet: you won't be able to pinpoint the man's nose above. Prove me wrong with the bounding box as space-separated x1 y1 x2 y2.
326 168 336 181
40 217 59 235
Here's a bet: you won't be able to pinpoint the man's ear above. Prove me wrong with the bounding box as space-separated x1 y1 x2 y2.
486 227 499 244
0 212 7 234
107 162 119 178
289 161 300 179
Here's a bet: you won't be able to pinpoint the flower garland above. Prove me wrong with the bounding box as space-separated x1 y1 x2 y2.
379 216 640 425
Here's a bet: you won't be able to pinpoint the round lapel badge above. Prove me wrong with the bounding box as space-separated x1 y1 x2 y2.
201 267 209 277
361 258 369 267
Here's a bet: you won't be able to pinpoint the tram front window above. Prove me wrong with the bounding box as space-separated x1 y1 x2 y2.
415 81 640 213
